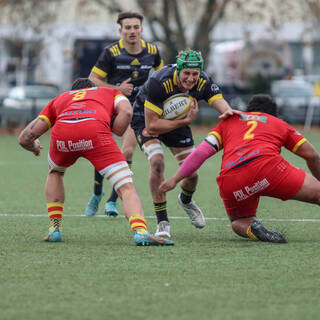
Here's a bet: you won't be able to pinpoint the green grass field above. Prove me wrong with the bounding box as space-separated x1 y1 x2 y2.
1 128 320 320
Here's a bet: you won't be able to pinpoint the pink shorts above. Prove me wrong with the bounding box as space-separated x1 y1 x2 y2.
216 155 306 220
48 120 125 172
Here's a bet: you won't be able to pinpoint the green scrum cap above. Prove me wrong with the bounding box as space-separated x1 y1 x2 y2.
176 50 204 75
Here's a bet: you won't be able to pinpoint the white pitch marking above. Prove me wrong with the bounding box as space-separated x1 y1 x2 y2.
0 213 320 222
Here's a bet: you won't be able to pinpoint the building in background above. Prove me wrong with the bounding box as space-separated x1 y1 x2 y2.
0 0 319 92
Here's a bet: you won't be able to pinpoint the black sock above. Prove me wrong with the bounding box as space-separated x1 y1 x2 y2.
94 169 104 195
107 161 132 203
154 201 169 223
179 187 194 204
107 188 118 202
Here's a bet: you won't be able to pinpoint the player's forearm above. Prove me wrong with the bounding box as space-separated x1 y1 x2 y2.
146 118 190 135
179 140 217 177
306 155 320 181
211 98 232 114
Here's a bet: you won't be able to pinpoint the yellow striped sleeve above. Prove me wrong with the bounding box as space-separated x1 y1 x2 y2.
145 100 163 116
208 93 223 105
91 66 107 78
292 138 307 153
38 115 51 128
208 130 222 146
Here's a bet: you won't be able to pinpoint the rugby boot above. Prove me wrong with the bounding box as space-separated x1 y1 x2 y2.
85 193 104 216
155 221 171 238
134 232 175 246
43 226 62 242
104 201 119 217
178 194 205 228
250 220 287 243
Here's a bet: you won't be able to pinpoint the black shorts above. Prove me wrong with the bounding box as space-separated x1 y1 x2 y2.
131 116 194 149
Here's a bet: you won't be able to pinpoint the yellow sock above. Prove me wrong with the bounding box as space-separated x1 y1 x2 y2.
129 216 148 234
246 225 259 241
47 202 63 232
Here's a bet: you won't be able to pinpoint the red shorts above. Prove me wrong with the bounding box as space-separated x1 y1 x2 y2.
216 155 306 220
48 120 125 171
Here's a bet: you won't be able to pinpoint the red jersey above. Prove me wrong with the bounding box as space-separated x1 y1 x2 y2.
209 112 306 175
38 87 125 129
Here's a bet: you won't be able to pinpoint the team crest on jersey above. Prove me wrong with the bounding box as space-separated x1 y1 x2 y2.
132 70 139 78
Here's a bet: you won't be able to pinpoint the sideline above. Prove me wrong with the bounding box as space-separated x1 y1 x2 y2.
1 213 320 222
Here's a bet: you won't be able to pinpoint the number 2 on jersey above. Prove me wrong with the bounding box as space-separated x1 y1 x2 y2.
244 120 257 140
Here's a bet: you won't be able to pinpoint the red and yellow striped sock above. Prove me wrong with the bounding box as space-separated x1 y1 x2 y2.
47 202 63 232
129 216 148 234
246 225 259 241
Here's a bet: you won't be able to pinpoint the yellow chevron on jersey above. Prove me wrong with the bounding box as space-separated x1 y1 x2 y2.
110 44 121 56
163 79 173 94
147 43 157 55
131 58 141 66
197 78 206 91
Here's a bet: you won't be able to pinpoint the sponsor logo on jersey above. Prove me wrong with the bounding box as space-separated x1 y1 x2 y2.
225 149 260 169
59 109 96 117
56 139 94 152
179 138 192 144
239 114 267 123
233 178 270 201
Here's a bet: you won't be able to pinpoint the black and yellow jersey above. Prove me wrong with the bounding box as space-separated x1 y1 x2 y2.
91 39 163 103
133 64 223 118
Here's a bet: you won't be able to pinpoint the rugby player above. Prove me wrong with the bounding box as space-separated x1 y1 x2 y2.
86 11 164 217
160 94 320 243
131 49 239 238
18 78 174 246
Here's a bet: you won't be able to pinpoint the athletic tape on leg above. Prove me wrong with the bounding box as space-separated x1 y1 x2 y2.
142 143 164 160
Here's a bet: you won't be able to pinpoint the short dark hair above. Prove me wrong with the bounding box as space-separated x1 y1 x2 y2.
71 78 95 90
117 11 144 26
246 94 278 116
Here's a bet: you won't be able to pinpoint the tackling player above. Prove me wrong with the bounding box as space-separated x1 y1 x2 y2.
86 11 163 217
131 49 239 238
18 78 174 246
160 94 320 243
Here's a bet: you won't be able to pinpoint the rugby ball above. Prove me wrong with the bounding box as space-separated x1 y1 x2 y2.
162 93 193 120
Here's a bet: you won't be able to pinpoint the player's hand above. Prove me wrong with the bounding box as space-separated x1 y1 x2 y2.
32 139 43 156
184 99 199 123
119 78 134 96
159 178 178 193
218 108 242 120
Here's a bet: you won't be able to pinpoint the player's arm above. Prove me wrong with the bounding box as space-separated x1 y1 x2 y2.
18 117 49 156
210 98 242 120
159 134 220 193
294 141 320 180
89 71 133 97
145 99 198 135
111 96 133 136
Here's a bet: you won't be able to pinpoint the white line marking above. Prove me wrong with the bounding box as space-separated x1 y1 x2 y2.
0 213 319 222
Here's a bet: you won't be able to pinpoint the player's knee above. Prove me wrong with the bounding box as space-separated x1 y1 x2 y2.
117 181 135 199
122 146 135 160
150 156 164 176
142 142 163 161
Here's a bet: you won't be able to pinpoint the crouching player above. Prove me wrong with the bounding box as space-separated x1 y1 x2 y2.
18 78 174 246
160 94 320 243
